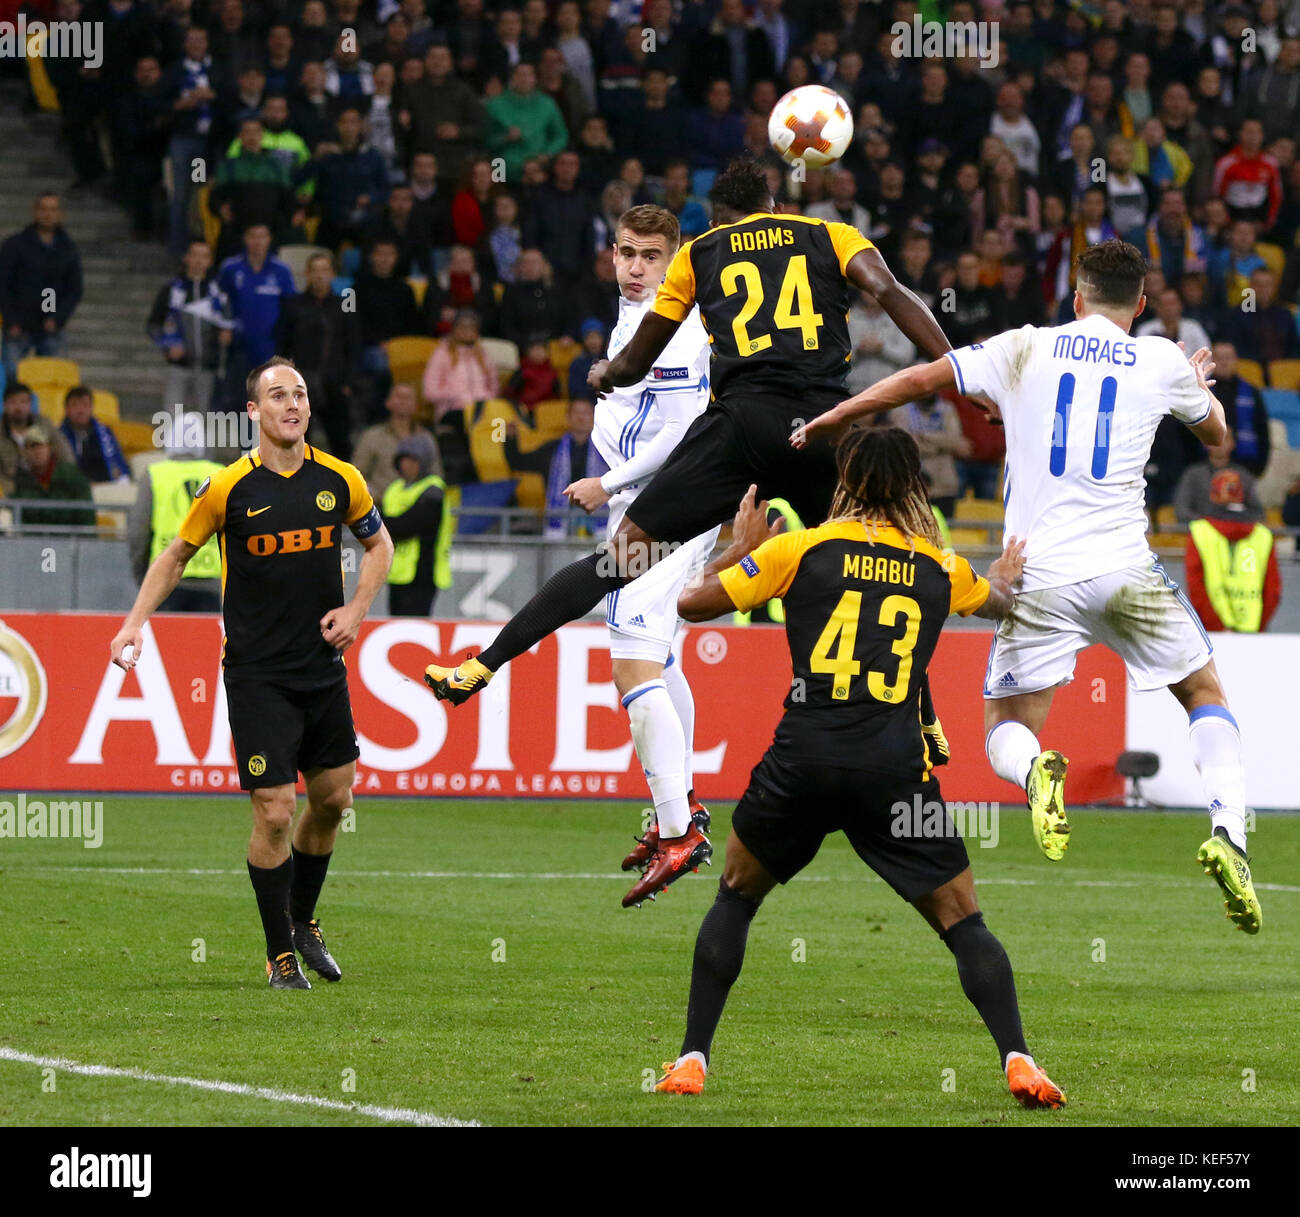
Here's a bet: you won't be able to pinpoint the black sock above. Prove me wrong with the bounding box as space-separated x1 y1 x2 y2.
940 912 1029 1065
681 879 760 1063
289 846 332 924
247 856 294 959
479 552 626 672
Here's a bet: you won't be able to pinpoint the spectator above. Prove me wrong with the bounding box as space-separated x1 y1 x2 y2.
0 193 83 378
846 290 915 396
301 106 389 250
972 149 1041 258
896 230 938 305
111 55 171 242
575 115 621 197
402 44 487 188
989 80 1041 177
294 0 336 65
12 427 96 529
498 248 564 349
899 394 971 521
352 382 441 502
656 160 711 239
233 93 311 182
1156 81 1215 202
900 61 959 160
161 25 217 254
1220 269 1300 364
1 383 76 497
1119 49 1154 131
689 78 747 172
45 0 110 194
864 159 912 255
480 7 527 90
1239 35 1300 144
1104 135 1157 239
522 149 597 299
506 340 560 415
276 252 363 458
407 152 456 269
211 117 302 257
353 239 422 414
382 431 452 617
945 250 1003 349
619 67 681 177
484 192 524 285
214 223 297 407
1194 65 1235 156
217 62 267 147
424 244 496 336
570 246 621 337
128 423 224 609
1205 342 1271 478
362 183 433 278
691 0 775 107
807 168 870 232
450 156 497 249
148 240 226 416
1136 286 1213 352
1208 218 1267 308
997 251 1046 327
365 62 402 181
322 30 376 102
567 318 606 400
503 397 608 537
263 23 299 95
58 386 130 485
536 45 592 140
1128 187 1206 285
486 61 568 183
422 308 499 428
1213 119 1284 230
1054 123 1097 206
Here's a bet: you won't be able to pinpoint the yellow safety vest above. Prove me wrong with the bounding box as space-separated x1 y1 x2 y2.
932 505 952 549
149 460 223 580
1188 520 1272 633
733 498 803 625
383 474 453 589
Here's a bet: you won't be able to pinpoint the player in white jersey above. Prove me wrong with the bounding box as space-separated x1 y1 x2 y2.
556 205 720 908
792 240 1261 934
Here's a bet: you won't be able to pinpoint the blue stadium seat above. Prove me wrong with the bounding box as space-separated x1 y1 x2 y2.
331 274 353 296
1261 388 1300 447
691 168 717 199
455 479 518 535
340 246 362 277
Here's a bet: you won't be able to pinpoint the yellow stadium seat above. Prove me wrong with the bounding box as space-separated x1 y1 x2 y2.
18 357 81 414
1155 504 1177 528
25 30 60 113
469 419 511 482
952 498 1003 522
117 421 158 459
385 335 437 390
197 184 221 249
1256 242 1285 279
407 277 428 308
531 398 568 436
947 526 989 549
472 397 520 431
1236 358 1265 388
1267 360 1300 392
515 472 546 511
91 390 120 423
1266 506 1283 526
547 337 581 396
493 282 505 304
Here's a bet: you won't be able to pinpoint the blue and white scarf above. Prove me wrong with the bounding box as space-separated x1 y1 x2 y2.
545 436 609 538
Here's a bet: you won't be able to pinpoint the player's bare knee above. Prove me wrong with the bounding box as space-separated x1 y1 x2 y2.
312 786 352 827
250 790 295 840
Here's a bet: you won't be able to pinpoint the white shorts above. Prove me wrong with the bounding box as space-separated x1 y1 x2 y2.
984 555 1213 697
605 525 721 663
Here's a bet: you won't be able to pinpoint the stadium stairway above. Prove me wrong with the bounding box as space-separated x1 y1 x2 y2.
0 96 172 423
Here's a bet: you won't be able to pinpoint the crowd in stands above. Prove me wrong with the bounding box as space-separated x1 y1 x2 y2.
3 0 1300 561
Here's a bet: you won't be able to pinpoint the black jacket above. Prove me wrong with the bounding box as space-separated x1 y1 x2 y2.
352 270 421 345
0 224 83 332
276 290 363 383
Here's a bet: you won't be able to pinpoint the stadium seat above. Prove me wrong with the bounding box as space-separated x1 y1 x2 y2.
692 168 717 198
278 244 332 291
455 479 518 535
1267 359 1300 392
469 419 512 482
407 276 429 308
481 337 520 376
128 449 165 481
330 274 353 296
1236 358 1265 388
1260 388 1300 447
947 526 989 549
25 28 60 113
384 335 437 393
1256 242 1286 279
340 246 362 277
18 357 81 415
547 337 581 396
91 481 138 508
493 282 505 304
119 421 159 460
531 399 568 436
515 472 546 511
91 390 120 424
197 185 221 248
952 498 1003 522
1154 504 1177 528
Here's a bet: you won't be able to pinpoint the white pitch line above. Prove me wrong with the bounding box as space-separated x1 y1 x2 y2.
17 865 1300 893
0 1048 478 1128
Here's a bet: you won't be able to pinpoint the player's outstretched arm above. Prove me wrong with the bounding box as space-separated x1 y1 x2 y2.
846 247 951 360
588 312 682 396
1180 344 1229 447
972 536 1026 621
321 524 394 652
678 485 785 622
791 356 956 448
109 537 202 670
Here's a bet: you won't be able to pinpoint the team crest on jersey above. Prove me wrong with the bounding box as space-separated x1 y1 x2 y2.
247 754 267 777
194 477 210 499
316 491 336 511
740 555 760 577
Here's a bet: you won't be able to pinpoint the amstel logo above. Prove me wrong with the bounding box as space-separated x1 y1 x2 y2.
0 620 47 760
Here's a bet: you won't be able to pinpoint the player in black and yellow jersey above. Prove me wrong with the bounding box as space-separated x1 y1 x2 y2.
650 426 1065 1111
428 157 952 713
110 358 394 990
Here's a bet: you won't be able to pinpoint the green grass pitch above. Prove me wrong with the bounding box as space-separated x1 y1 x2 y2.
1 797 1296 1127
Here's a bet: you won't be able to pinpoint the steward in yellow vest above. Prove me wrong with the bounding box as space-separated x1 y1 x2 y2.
381 433 453 617
130 456 224 611
1186 518 1277 632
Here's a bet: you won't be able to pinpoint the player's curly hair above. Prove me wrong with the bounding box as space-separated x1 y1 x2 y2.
827 425 942 547
708 156 773 216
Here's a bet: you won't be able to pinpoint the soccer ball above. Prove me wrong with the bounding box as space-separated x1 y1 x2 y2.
767 85 854 169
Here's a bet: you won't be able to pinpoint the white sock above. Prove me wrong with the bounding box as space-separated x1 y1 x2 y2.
662 654 697 795
1004 1050 1036 1072
624 680 691 837
677 1050 707 1072
1188 705 1247 853
986 720 1040 791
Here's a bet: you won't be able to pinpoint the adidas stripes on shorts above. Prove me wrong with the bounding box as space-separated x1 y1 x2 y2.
984 555 1213 698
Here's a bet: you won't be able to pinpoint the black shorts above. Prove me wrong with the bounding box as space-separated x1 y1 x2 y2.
626 392 842 543
731 751 971 901
225 672 360 791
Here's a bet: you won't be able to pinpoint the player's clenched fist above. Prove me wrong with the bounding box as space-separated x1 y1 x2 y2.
731 484 786 552
587 358 613 398
110 627 144 671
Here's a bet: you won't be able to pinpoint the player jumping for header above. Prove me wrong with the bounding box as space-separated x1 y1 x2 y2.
795 239 1261 934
